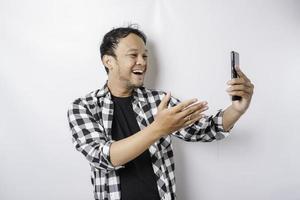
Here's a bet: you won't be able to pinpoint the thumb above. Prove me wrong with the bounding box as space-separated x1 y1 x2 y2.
158 91 171 111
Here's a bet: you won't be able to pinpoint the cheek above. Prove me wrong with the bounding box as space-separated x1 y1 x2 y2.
118 63 134 75
127 59 136 66
116 58 136 73
123 60 136 71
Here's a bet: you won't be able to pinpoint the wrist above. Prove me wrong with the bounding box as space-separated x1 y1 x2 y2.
230 105 245 116
149 121 164 140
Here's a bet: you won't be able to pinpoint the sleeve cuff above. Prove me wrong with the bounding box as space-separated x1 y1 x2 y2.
214 109 231 139
102 140 125 170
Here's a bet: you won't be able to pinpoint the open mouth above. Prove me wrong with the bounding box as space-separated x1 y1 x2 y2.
132 72 143 75
132 69 144 76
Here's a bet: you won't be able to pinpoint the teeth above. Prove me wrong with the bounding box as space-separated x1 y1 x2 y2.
133 70 144 73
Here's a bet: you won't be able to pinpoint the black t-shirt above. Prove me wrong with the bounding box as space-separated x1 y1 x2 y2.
111 94 160 200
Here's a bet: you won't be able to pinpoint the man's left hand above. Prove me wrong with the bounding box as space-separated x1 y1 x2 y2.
226 68 254 114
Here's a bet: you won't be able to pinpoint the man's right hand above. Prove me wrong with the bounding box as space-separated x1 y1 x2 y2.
153 92 209 137
110 92 209 167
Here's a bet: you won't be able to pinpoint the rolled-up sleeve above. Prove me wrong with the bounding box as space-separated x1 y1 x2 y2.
67 100 124 172
168 96 231 142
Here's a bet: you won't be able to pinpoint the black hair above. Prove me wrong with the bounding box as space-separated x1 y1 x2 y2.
100 24 147 74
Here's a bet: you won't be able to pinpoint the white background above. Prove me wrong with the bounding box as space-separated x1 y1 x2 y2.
1 0 300 199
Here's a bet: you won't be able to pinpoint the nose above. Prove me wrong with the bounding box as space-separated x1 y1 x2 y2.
136 55 147 66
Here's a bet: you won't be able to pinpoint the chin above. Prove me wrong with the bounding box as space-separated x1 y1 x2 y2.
130 81 144 88
134 82 144 88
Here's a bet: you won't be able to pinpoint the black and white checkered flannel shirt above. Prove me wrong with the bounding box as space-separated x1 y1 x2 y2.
67 82 230 200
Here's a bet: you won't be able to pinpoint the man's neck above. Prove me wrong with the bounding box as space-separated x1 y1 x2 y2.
107 80 133 97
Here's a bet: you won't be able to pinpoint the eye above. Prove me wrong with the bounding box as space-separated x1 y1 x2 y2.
143 55 148 59
129 54 137 58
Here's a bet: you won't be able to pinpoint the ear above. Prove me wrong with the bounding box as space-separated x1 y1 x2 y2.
102 55 114 71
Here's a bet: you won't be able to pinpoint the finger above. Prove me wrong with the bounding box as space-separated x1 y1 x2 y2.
158 91 171 111
183 109 205 121
227 78 253 87
179 102 209 119
183 112 204 127
182 100 207 111
227 78 246 85
228 91 251 100
226 85 252 93
236 69 250 82
172 98 198 113
228 82 254 94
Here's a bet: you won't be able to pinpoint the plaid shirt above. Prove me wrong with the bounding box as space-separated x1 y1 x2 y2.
67 82 230 200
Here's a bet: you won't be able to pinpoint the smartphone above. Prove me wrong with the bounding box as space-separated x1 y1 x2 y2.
231 51 242 101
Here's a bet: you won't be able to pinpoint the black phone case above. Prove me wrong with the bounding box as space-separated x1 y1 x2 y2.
231 51 242 101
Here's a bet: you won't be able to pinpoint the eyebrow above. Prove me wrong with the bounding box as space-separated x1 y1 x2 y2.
127 48 148 53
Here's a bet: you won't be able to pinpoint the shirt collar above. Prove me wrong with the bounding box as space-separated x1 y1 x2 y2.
95 81 147 103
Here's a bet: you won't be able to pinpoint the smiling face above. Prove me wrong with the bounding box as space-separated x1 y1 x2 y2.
103 33 148 96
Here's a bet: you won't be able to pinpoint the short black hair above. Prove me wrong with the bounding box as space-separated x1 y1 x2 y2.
100 24 147 74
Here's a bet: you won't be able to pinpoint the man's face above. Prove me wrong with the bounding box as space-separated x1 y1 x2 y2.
108 33 148 90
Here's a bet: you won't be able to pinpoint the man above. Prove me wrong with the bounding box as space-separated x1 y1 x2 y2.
67 25 254 200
